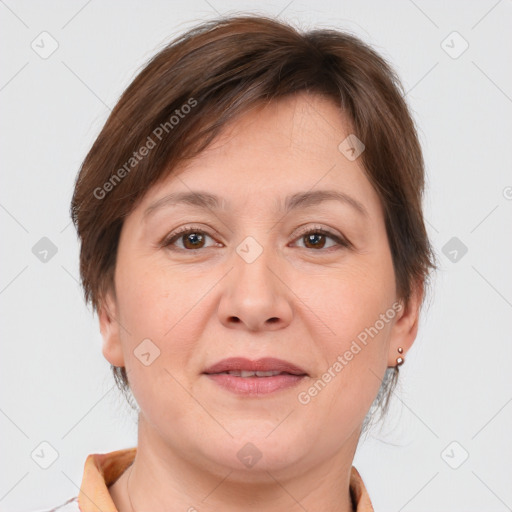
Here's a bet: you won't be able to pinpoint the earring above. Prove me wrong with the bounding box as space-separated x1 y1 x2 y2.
396 347 404 367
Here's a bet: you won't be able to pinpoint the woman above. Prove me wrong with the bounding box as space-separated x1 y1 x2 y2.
51 13 436 512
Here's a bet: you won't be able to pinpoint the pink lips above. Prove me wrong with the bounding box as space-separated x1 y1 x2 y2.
204 357 308 375
203 357 308 397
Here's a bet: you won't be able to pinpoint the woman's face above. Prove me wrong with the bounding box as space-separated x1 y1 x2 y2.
100 92 421 479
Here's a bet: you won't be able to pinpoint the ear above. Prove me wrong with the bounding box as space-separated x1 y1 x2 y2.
387 279 424 367
98 288 125 367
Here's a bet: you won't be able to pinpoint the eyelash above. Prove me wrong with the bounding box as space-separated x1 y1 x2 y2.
160 224 351 252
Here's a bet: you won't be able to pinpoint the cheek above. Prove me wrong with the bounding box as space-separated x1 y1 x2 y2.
294 255 394 410
116 254 190 335
302 258 395 342
114 256 208 396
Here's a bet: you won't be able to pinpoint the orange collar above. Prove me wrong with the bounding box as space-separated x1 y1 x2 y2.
78 447 136 511
77 447 374 511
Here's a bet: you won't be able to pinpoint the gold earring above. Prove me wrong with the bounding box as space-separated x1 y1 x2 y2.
396 347 404 366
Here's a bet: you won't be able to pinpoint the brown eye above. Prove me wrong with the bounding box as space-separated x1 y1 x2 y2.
292 227 349 251
302 232 328 249
163 228 217 251
180 232 206 249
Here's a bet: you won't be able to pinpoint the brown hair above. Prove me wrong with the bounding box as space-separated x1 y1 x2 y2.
71 14 437 425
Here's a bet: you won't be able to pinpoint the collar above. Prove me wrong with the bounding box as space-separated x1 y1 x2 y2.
77 447 374 511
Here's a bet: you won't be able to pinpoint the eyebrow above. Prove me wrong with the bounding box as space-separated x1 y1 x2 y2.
143 189 369 220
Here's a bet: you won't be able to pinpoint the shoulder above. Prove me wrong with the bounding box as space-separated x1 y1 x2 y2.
28 496 80 512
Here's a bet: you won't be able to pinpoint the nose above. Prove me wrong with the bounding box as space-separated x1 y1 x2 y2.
217 244 293 332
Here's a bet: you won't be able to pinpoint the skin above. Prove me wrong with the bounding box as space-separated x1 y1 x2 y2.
100 91 423 512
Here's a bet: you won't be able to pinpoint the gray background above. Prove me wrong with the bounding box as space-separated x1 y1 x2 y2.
1 1 511 511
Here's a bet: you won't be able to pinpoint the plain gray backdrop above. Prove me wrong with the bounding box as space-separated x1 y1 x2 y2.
1 1 511 511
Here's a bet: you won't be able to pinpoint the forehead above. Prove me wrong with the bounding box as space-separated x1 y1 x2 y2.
136 92 383 220
191 92 354 167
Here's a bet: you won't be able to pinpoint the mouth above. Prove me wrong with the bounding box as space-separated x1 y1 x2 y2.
213 369 298 377
203 356 308 376
203 357 308 396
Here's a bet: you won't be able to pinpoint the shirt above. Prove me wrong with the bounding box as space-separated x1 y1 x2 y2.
35 447 374 511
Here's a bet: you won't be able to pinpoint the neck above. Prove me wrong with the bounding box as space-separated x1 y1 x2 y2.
110 417 359 512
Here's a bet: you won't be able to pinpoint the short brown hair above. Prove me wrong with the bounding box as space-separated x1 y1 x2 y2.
71 14 437 424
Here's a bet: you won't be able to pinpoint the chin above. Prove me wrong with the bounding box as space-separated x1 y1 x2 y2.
203 426 309 474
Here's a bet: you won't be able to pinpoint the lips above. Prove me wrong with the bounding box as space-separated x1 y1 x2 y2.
203 357 308 396
203 357 308 377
